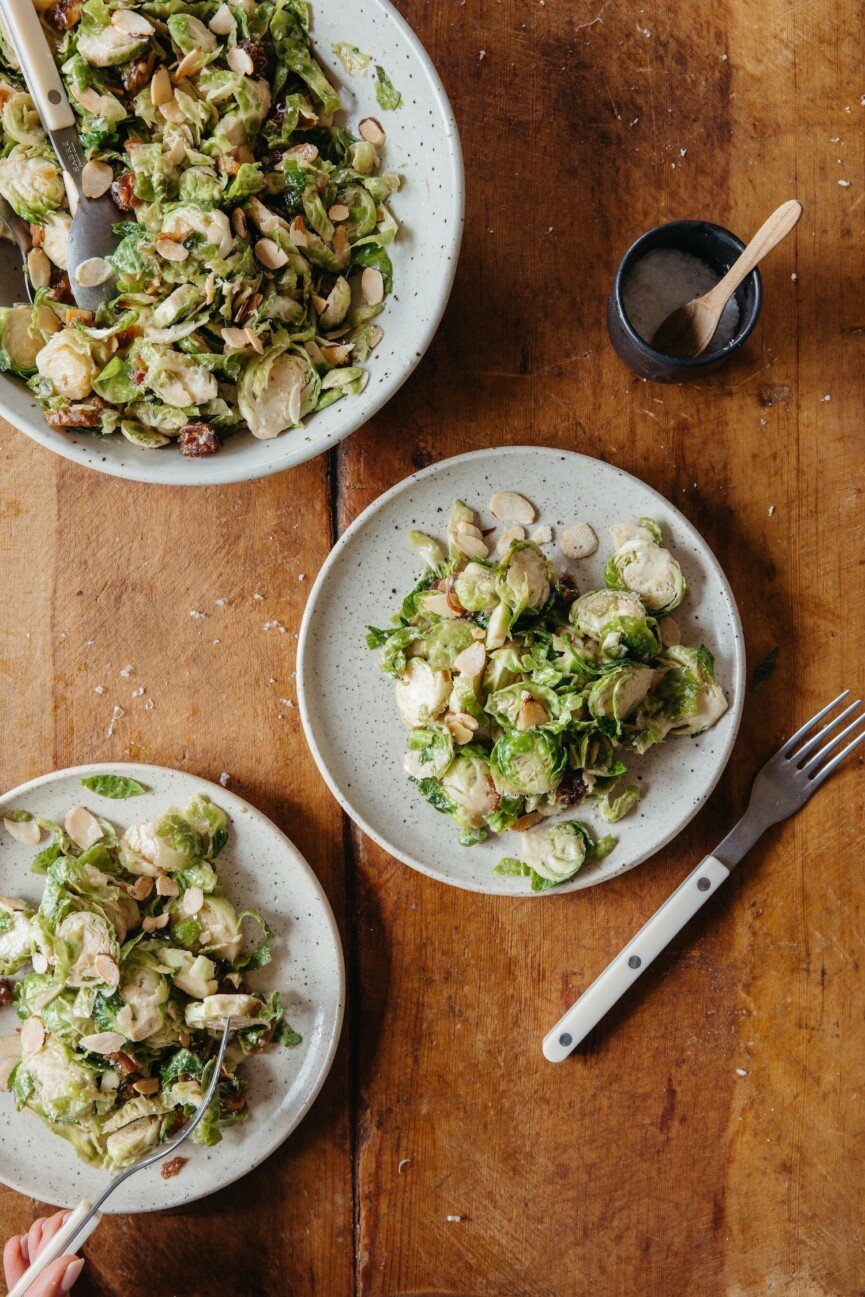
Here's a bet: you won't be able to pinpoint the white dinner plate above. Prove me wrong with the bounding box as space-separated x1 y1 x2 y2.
0 763 344 1211
0 0 463 484
298 447 746 895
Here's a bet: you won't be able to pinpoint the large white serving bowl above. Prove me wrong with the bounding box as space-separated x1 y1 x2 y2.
297 446 746 895
0 763 345 1211
0 0 463 484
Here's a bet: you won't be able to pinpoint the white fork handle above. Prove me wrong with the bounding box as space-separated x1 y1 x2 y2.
6 1201 101 1297
0 0 75 132
542 855 731 1063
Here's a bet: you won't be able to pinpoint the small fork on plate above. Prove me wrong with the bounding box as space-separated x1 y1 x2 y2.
543 691 865 1063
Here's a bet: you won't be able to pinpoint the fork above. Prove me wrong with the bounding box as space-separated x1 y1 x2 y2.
543 691 865 1063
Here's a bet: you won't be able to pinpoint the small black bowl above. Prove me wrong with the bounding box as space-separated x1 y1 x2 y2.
606 220 763 382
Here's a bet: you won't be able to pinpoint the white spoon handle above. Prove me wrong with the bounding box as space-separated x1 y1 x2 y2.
0 0 75 133
542 855 731 1063
6 1202 101 1297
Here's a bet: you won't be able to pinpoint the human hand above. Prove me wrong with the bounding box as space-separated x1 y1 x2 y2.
3 1212 84 1296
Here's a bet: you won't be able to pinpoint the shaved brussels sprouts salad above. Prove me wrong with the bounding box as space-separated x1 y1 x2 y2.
0 794 299 1169
368 503 729 891
0 0 398 454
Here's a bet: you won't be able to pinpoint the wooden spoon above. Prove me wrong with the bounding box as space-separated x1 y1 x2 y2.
651 199 802 358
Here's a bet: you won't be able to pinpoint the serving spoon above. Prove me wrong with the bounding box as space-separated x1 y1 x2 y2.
7 1018 233 1297
650 199 802 357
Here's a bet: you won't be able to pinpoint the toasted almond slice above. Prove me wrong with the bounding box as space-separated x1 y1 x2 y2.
328 203 350 222
231 207 248 239
359 117 386 146
20 1018 45 1055
160 99 185 124
155 236 189 263
0 1035 21 1057
141 915 158 933
227 45 255 76
3 816 41 845
64 805 103 849
129 874 154 901
166 135 186 167
222 326 249 350
71 86 104 114
81 159 113 199
420 592 460 618
455 521 484 539
133 1077 161 1096
254 237 288 270
94 954 120 987
453 532 489 560
453 641 486 677
321 342 353 366
27 248 52 289
531 525 553 545
311 293 328 314
332 223 350 265
32 952 48 974
511 811 543 831
75 256 113 288
182 886 204 916
496 525 526 555
244 327 265 354
361 267 384 305
489 491 536 525
288 215 308 248
659 617 681 646
80 1031 127 1055
447 719 474 745
559 523 598 559
150 67 172 107
366 324 384 351
174 49 203 82
111 8 154 35
209 3 235 33
61 171 80 217
516 698 548 731
288 142 319 162
156 873 180 898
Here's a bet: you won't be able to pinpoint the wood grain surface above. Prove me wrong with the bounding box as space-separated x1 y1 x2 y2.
1 1 864 1294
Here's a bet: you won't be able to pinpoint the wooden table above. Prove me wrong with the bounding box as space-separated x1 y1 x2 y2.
2 0 863 1292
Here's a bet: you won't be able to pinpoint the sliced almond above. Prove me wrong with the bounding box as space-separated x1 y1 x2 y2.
361 267 384 305
659 617 681 646
231 207 248 239
165 135 187 167
80 1031 127 1055
288 215 308 248
366 324 384 350
446 718 475 745
332 223 350 266
155 236 189 263
160 99 185 124
511 811 543 832
328 203 350 222
94 954 120 988
531 525 553 545
244 327 265 354
516 698 548 731
321 342 353 366
453 641 486 677
71 86 104 115
75 256 113 288
489 491 536 526
559 523 598 559
182 886 204 916
27 248 52 290
128 875 153 902
420 591 460 618
359 116 386 146
222 326 249 350
150 67 173 107
62 171 79 218
453 532 489 560
227 45 255 76
209 3 235 34
81 159 113 199
247 197 285 235
288 142 318 162
64 805 103 850
455 521 484 540
133 1077 160 1096
496 525 526 555
156 873 180 898
32 952 48 974
174 49 203 82
20 1018 45 1055
254 237 288 270
111 8 154 35
3 816 41 845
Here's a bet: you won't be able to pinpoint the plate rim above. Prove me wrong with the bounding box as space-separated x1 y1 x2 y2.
0 761 346 1212
0 0 465 486
297 445 746 895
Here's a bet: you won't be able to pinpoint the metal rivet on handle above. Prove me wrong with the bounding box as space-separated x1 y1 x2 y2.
628 955 641 969
697 877 711 892
48 90 62 105
559 1033 572 1047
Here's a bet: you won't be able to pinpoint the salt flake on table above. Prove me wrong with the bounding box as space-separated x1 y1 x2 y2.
120 665 132 678
188 610 206 619
219 773 231 787
838 178 851 187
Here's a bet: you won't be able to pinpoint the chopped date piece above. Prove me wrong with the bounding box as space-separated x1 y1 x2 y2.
179 422 220 457
29 224 44 249
45 396 108 430
49 269 73 304
161 1156 188 1180
0 979 12 1007
557 573 580 607
110 171 139 213
108 1050 140 1078
122 52 155 99
239 39 269 79
220 1089 248 1114
48 0 81 31
556 771 589 806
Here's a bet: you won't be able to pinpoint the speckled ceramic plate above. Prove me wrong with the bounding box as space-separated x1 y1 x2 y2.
0 764 344 1211
0 0 463 484
298 447 746 895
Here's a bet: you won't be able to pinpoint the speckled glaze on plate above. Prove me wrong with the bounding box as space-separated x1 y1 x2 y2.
0 0 463 485
0 764 344 1211
298 447 746 895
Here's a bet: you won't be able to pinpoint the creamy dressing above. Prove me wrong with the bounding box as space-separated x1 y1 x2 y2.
622 247 740 352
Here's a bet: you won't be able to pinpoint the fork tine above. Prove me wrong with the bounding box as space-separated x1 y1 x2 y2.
779 690 850 758
800 710 865 775
809 728 865 790
794 699 862 764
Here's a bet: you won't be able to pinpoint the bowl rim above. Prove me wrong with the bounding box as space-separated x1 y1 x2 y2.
610 218 763 369
297 444 747 895
0 0 465 486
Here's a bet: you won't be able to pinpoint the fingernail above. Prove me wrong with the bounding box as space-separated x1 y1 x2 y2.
61 1258 84 1291
19 1235 29 1263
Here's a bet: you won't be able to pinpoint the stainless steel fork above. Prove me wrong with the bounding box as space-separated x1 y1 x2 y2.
543 691 865 1062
